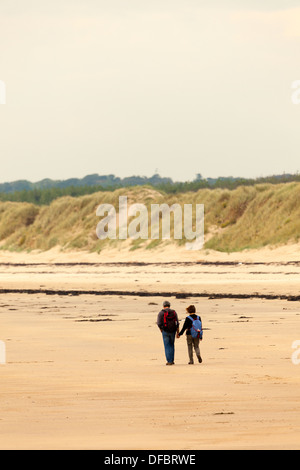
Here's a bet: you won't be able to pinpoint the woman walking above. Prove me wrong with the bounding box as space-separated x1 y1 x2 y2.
178 305 203 364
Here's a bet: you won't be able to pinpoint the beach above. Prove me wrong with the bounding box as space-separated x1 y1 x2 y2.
1 0 300 452
0 246 300 449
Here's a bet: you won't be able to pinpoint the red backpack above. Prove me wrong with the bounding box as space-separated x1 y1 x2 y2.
163 308 178 333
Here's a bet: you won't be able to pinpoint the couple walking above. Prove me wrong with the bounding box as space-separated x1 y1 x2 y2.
157 300 203 366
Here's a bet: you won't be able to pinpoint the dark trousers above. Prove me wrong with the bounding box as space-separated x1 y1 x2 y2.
186 335 201 363
162 331 176 363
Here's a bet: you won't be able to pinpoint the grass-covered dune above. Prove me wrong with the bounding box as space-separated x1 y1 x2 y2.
0 182 300 253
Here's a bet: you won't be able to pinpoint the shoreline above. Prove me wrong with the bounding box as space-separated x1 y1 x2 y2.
0 287 300 302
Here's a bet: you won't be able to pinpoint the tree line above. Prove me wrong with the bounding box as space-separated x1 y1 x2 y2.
0 172 299 206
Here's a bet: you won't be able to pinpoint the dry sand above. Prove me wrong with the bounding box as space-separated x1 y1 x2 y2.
0 245 300 449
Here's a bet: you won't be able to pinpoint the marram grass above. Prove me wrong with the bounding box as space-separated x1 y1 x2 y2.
0 183 300 253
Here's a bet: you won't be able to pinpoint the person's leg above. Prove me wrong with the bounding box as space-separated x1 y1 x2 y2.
186 335 194 364
193 337 202 363
162 331 169 362
162 331 175 364
169 332 176 364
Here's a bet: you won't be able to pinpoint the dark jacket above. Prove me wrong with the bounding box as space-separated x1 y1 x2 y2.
157 308 179 332
179 314 201 336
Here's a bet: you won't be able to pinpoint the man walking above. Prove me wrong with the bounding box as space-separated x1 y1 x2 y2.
157 301 179 365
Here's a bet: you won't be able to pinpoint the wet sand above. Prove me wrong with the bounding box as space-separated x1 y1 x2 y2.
0 248 300 449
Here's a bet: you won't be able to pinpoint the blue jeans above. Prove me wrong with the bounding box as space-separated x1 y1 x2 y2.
162 331 176 363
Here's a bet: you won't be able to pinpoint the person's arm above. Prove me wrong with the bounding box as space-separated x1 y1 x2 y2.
179 317 192 336
157 310 164 331
175 312 180 337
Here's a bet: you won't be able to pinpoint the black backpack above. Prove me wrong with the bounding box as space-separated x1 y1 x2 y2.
163 308 178 333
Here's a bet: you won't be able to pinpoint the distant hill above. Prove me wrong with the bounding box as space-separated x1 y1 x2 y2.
0 173 173 194
1 172 300 206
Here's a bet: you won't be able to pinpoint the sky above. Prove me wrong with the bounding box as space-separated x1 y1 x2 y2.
0 0 299 183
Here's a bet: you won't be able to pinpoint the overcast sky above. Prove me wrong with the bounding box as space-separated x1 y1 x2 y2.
0 1 299 183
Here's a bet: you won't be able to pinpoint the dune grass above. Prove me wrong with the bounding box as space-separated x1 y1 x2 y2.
0 182 300 253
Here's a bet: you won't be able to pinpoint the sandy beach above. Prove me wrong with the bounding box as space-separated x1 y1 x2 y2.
0 246 300 449
2 0 300 452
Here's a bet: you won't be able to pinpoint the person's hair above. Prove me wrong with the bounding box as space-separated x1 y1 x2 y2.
186 305 196 314
163 300 171 308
